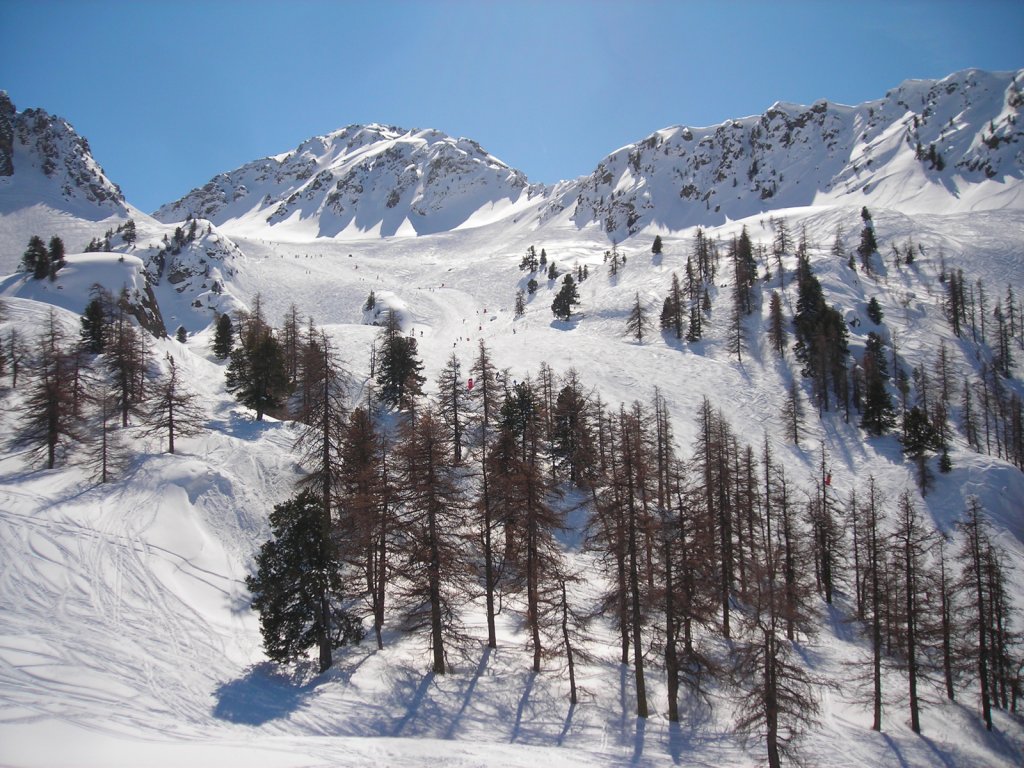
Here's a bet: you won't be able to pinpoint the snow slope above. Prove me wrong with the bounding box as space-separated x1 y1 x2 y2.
3 200 1024 767
2 69 1024 767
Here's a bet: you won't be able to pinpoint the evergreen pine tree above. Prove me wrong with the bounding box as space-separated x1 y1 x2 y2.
47 236 65 280
80 287 114 354
22 235 48 279
246 489 357 672
858 221 878 275
860 332 895 435
867 297 884 325
212 313 234 360
551 275 580 320
768 291 786 356
374 311 424 411
625 292 650 343
652 235 663 256
658 273 685 341
902 406 942 493
514 288 526 318
225 300 289 421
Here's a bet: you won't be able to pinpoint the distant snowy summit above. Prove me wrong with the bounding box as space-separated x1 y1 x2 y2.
0 91 127 219
567 68 1024 237
153 124 545 237
155 68 1024 240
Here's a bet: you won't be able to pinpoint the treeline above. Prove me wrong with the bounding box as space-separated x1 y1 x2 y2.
232 301 1019 767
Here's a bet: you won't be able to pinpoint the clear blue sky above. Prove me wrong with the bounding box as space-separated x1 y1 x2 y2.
3 0 1022 213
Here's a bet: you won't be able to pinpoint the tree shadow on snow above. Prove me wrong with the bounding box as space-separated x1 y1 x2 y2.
667 695 728 765
211 661 326 725
444 646 491 739
391 671 436 737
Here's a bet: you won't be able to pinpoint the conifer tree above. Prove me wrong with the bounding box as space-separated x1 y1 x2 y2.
493 377 566 673
21 235 47 277
625 292 651 344
85 387 129 484
80 286 114 354
514 288 525 318
768 291 786 356
858 221 878 275
551 274 580 320
246 489 355 673
374 311 424 411
732 454 824 768
902 406 942 493
226 300 289 421
435 352 467 464
652 235 663 256
732 226 757 316
394 410 468 674
47 236 65 280
339 402 392 650
142 354 205 454
860 332 895 435
281 304 302 386
551 368 596 486
106 305 150 427
659 272 685 340
16 311 82 468
867 297 884 325
292 328 348 502
6 327 27 388
892 490 938 734
957 497 995 730
469 340 501 648
793 251 848 412
212 313 234 359
862 477 886 731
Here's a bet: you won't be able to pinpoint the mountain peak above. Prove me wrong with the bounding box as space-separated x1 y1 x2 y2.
0 93 126 218
567 68 1024 238
155 122 535 237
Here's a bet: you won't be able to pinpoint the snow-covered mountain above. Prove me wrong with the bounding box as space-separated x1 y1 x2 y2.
154 124 545 238
565 68 1024 237
0 91 127 218
155 69 1024 243
2 69 1024 768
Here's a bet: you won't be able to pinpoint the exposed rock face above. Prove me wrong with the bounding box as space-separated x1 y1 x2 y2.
566 69 1024 238
0 92 15 177
0 91 126 213
154 124 541 237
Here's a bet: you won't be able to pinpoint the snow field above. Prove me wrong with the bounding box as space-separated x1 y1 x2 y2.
3 194 1023 766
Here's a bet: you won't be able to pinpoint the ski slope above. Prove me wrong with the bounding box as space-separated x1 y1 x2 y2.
2 198 1024 767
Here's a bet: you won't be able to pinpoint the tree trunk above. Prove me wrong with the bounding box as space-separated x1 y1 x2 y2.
905 536 920 734
482 441 497 649
428 499 446 675
561 579 577 706
765 631 781 768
